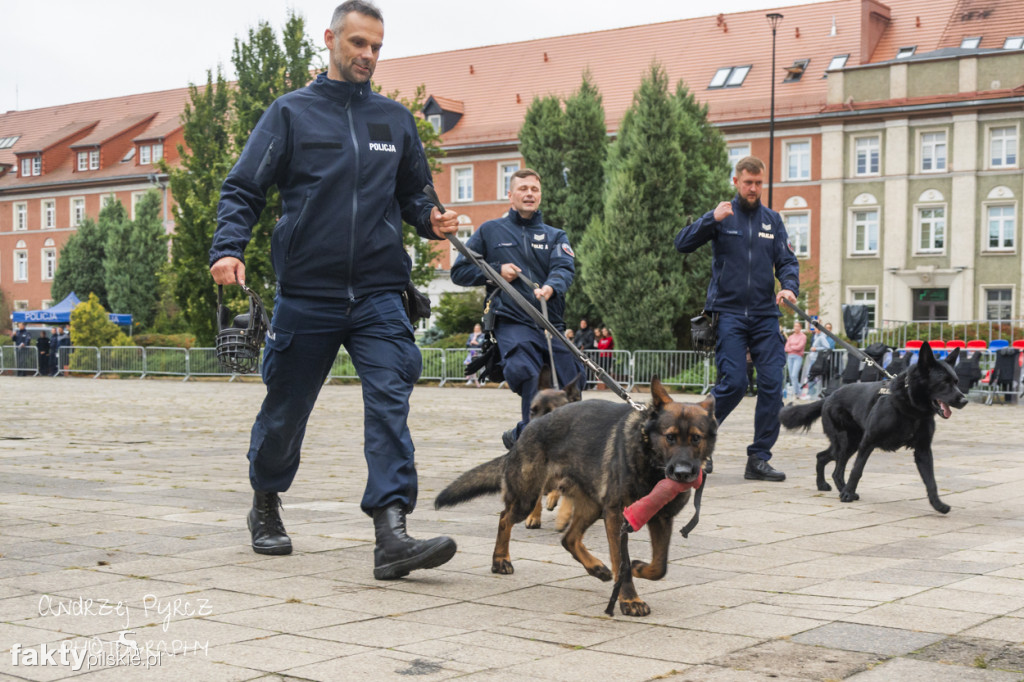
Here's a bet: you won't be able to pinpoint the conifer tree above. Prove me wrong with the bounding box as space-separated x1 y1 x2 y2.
104 190 167 328
518 95 568 229
51 203 113 308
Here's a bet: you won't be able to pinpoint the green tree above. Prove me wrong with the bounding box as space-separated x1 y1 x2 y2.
51 206 111 308
518 95 568 229
105 190 168 329
580 63 730 350
69 293 130 349
433 290 485 337
164 69 233 345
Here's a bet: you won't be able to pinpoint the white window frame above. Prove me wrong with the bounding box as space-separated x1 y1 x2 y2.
32 156 41 175
13 300 29 312
13 202 27 231
427 114 442 133
728 143 751 178
497 161 520 199
71 197 85 226
1004 37 1024 50
988 125 1018 169
783 139 811 181
42 199 55 229
849 207 880 256
139 145 151 165
919 130 948 173
896 46 917 59
960 37 981 49
915 203 947 254
151 143 163 163
848 287 878 329
89 149 100 170
77 151 89 171
983 202 1016 252
782 211 810 259
982 286 1014 321
452 165 474 203
41 247 56 281
13 249 28 282
130 191 147 219
20 158 31 177
853 135 881 177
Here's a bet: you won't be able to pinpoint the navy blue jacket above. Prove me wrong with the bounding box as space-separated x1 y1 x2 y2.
450 209 575 330
210 72 439 300
674 196 800 316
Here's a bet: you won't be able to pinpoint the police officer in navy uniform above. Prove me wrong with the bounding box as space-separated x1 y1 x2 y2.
674 156 799 481
210 0 461 579
451 168 583 447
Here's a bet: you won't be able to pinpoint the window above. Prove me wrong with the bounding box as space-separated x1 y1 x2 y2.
13 300 28 312
985 288 1013 320
920 131 947 172
453 166 473 202
498 161 520 198
121 148 136 163
728 143 750 178
854 136 880 176
0 135 19 149
43 200 55 229
896 46 916 59
709 65 750 88
912 288 948 321
14 250 27 281
14 202 27 231
71 197 85 226
851 209 879 254
990 126 1018 168
41 247 56 281
151 144 163 162
850 289 877 328
140 145 151 164
20 158 30 176
986 205 1016 250
1004 37 1024 50
784 212 810 258
32 156 41 175
784 140 810 181
917 206 946 253
827 54 849 72
41 300 53 310
960 37 981 49
77 152 89 171
427 114 442 133
130 191 146 219
783 59 810 83
89 149 99 170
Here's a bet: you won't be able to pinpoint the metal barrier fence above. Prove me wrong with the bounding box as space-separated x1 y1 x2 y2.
0 346 40 376
633 350 710 393
866 319 1024 349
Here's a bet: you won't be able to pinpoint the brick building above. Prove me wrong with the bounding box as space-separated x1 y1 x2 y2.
2 0 1022 332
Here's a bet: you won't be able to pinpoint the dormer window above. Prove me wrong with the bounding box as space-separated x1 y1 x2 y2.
20 156 41 177
422 96 464 134
427 114 442 133
783 59 810 83
140 145 151 164
960 37 981 49
709 65 751 89
89 149 99 170
77 151 89 171
896 46 917 59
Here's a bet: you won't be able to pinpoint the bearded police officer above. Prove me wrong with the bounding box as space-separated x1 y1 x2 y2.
210 0 461 579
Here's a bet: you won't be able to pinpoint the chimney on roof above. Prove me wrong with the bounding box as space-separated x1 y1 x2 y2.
916 16 921 28
469 65 474 74
543 52 549 62
716 13 728 33
795 27 801 38
830 16 837 36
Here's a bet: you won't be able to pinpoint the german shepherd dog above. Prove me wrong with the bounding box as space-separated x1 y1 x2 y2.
436 377 716 616
780 344 967 513
523 368 582 530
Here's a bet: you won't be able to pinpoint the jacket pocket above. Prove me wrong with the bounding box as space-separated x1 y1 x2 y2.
285 192 312 261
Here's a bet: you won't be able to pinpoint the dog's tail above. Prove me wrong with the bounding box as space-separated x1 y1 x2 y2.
434 455 504 509
779 401 824 432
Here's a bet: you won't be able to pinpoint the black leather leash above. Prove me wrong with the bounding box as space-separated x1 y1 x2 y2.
782 299 894 381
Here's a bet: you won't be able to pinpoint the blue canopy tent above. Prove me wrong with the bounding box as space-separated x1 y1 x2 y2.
11 292 133 326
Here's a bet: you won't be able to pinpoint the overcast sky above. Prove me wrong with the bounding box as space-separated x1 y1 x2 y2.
0 0 835 114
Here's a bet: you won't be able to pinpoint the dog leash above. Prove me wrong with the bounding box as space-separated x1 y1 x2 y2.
782 299 895 381
516 272 559 390
423 185 644 411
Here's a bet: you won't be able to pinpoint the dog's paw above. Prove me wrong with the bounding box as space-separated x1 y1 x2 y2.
839 490 860 503
619 599 650 617
588 564 612 582
817 482 832 491
553 520 568 532
934 502 951 514
524 516 541 529
545 491 560 511
491 559 514 575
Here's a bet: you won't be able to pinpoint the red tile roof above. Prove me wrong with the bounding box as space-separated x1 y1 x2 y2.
937 0 1024 49
70 113 157 148
17 121 97 155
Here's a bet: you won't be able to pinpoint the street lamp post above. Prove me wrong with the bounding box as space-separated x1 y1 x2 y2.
766 12 783 209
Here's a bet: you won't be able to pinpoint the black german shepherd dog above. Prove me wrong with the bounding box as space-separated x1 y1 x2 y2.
780 344 967 513
436 377 716 616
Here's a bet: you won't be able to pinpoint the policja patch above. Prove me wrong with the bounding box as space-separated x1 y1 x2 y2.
561 243 575 257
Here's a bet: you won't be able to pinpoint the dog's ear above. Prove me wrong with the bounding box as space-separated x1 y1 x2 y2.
564 373 583 402
537 364 553 391
650 375 674 408
698 393 715 419
945 346 960 366
918 342 936 366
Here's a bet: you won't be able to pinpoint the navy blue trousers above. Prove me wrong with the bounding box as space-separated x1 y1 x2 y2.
712 313 785 461
494 318 583 438
247 292 421 515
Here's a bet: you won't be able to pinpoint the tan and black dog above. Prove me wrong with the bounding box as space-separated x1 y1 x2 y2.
435 377 715 616
523 367 582 530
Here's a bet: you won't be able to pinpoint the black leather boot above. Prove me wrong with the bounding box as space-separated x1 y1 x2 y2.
247 491 292 555
744 457 786 482
373 504 457 580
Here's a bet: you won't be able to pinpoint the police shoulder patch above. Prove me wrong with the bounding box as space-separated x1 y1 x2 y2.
561 243 575 257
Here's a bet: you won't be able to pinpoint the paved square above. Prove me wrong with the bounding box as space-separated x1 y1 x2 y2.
1 376 1023 680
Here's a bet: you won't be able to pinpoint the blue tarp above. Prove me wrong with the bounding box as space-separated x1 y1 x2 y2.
11 292 133 325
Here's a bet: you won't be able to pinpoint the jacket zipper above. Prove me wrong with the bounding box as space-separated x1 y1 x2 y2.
745 208 753 317
257 141 275 184
345 102 359 302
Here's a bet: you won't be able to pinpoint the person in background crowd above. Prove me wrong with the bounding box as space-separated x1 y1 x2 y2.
785 322 807 400
36 330 50 377
574 318 595 351
801 324 831 395
465 323 484 386
12 322 31 376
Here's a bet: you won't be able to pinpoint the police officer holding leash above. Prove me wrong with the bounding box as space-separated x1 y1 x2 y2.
210 0 461 580
451 169 583 448
675 156 799 481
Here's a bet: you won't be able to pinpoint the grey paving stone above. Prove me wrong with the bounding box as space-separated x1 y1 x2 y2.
844 656 1021 681
791 622 944 655
708 639 885 680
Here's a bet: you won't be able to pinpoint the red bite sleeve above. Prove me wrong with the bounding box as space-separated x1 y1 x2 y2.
622 469 703 532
